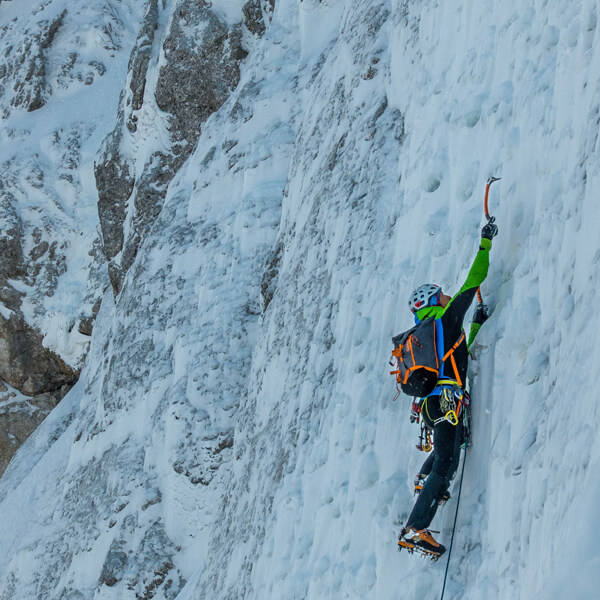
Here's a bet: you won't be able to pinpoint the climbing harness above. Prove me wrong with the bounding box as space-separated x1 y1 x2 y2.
420 378 467 428
435 381 465 426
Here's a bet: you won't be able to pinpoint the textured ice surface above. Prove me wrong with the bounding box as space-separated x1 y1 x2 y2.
1 0 600 599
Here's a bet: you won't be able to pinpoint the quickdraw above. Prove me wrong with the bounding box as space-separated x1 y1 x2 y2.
416 422 432 452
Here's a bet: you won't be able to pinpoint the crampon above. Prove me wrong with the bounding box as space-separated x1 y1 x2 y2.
397 528 446 560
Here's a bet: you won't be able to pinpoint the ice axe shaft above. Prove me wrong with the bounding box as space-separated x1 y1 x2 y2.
484 176 501 221
478 176 500 304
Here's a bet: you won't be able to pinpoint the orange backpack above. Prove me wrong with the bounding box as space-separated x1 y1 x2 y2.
390 317 465 398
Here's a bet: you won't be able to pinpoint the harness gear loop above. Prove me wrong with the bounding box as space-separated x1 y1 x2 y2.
436 379 461 388
430 381 464 426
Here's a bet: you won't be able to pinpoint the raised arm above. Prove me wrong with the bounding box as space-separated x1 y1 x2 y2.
440 237 492 330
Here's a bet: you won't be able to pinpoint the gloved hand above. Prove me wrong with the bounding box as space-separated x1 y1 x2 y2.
481 216 498 240
472 302 489 325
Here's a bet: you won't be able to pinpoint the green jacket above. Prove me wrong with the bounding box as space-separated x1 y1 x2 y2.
414 237 492 384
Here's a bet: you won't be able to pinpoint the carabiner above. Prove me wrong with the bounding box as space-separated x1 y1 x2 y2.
445 410 459 426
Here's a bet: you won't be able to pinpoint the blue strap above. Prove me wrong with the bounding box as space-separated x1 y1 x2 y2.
419 320 449 400
435 318 445 377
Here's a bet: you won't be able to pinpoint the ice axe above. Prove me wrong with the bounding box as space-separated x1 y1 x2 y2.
483 176 501 221
476 176 500 305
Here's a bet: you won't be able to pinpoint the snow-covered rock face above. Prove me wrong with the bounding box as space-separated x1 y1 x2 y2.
0 0 142 336
0 0 267 473
0 0 147 472
0 381 65 476
2 1 600 600
95 0 268 295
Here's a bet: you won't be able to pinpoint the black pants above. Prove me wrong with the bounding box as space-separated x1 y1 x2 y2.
406 414 463 531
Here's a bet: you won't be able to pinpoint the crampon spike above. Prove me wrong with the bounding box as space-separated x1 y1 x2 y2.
398 531 444 561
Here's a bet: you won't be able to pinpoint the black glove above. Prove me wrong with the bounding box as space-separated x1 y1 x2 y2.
472 302 489 325
481 216 498 240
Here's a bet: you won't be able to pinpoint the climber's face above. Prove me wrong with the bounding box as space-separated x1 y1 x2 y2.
439 292 451 308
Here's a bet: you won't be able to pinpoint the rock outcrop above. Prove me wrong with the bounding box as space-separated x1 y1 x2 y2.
95 0 273 294
0 0 277 481
0 381 69 476
0 9 67 115
0 313 77 396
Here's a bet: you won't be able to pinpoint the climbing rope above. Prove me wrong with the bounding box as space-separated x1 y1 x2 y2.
440 177 498 597
439 439 469 600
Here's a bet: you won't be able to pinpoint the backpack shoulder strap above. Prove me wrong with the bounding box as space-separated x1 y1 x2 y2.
442 330 466 361
434 318 445 363
442 330 466 387
435 319 467 388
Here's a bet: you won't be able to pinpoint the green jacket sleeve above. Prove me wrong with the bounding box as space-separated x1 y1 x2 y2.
415 238 492 324
467 322 482 348
464 238 492 347
455 237 491 296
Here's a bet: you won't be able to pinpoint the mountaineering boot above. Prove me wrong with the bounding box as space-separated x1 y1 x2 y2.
398 527 446 559
410 528 446 556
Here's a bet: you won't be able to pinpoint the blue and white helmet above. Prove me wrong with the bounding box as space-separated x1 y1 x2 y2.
408 284 441 313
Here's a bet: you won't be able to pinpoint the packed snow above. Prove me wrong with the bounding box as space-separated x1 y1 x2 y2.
1 0 600 599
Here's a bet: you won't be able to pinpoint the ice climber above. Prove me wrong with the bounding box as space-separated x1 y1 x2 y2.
398 218 498 557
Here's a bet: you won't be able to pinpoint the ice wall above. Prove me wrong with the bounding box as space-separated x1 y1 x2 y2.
1 1 600 599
